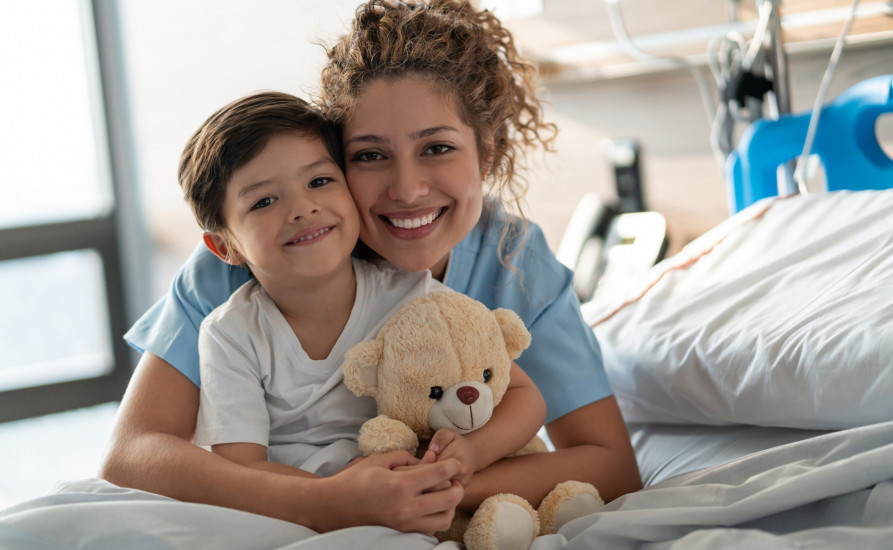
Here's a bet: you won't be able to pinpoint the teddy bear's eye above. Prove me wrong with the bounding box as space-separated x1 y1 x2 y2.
483 369 492 383
429 386 443 400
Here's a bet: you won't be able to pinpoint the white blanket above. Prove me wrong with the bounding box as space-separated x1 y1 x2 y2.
3 421 892 550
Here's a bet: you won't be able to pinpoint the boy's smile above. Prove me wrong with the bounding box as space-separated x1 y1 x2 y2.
210 131 360 295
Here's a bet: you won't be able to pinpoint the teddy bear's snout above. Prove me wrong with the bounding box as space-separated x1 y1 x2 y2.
457 386 479 405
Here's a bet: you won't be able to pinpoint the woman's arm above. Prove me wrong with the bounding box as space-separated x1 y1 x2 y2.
429 362 546 484
456 396 642 511
99 352 464 533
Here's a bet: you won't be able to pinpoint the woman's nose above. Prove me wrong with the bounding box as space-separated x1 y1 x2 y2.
388 162 428 203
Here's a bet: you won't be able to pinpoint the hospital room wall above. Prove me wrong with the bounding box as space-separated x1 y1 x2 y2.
119 2 893 301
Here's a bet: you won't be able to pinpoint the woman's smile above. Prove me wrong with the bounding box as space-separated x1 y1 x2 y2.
343 75 484 276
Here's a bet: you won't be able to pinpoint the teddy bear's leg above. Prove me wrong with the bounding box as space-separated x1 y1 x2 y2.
463 493 539 550
537 481 604 535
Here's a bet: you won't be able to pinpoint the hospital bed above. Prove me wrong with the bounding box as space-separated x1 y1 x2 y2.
1 0 892 538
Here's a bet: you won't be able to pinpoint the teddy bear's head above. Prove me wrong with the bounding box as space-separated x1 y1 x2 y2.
343 292 531 439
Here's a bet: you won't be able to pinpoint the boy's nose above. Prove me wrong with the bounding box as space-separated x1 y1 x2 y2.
293 203 320 220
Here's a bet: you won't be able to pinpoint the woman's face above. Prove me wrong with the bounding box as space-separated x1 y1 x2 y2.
341 75 485 280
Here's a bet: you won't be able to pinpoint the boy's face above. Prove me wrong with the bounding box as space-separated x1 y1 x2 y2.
210 131 359 291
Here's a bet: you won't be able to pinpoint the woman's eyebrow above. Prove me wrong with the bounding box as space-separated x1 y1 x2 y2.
345 125 460 147
411 125 459 139
344 134 386 147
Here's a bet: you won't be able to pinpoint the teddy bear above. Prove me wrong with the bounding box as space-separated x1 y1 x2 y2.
342 291 604 550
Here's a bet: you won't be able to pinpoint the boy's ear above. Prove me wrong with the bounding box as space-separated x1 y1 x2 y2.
203 232 242 266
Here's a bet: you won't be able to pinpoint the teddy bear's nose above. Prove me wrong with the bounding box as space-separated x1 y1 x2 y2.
457 386 479 405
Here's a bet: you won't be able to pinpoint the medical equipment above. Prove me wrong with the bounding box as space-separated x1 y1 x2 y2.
726 73 893 212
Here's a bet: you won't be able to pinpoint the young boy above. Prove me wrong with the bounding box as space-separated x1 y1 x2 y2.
182 91 544 482
184 91 446 476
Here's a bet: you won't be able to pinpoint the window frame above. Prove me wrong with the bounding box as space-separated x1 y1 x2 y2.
0 0 148 422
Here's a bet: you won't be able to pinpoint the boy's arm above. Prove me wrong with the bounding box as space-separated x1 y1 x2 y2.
430 362 546 484
99 352 464 533
211 442 320 478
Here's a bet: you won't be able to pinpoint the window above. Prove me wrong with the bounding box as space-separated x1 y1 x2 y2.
0 0 145 422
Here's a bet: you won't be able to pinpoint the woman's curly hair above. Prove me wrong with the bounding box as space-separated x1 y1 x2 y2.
319 0 557 231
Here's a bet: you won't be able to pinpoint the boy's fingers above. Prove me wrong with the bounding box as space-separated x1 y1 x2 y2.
428 428 458 455
416 480 463 522
419 449 437 464
410 457 461 489
375 449 419 469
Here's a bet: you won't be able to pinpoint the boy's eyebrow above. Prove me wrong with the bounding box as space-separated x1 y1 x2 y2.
344 125 459 146
237 180 271 199
235 158 338 199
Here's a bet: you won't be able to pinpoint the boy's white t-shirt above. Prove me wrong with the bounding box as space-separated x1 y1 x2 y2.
194 258 448 476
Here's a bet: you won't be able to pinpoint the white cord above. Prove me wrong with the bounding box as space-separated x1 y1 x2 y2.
792 0 861 194
602 0 717 126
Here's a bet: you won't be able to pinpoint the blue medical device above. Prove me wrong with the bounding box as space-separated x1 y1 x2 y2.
725 74 893 213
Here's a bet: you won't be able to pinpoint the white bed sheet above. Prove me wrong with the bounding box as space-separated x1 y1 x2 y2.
628 422 832 486
3 421 891 550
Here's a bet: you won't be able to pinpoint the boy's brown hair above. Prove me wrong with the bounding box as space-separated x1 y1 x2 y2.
179 91 342 233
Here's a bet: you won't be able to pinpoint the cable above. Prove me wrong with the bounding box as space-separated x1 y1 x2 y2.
602 0 717 127
792 0 861 194
707 1 777 162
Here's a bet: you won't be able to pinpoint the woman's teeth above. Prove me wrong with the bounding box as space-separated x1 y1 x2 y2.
388 211 439 229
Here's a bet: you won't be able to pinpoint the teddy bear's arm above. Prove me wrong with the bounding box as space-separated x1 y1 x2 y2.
358 415 420 456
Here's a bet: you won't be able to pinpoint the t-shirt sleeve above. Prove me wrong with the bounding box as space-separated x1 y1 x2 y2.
193 314 270 448
123 243 252 386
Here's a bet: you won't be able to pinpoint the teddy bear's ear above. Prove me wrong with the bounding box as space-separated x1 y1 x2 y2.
342 339 384 397
493 308 532 360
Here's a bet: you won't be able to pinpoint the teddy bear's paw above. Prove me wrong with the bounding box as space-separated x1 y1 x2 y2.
537 481 604 535
357 415 419 456
464 493 539 550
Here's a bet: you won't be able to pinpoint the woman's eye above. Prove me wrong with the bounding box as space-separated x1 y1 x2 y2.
429 386 443 400
309 177 332 189
353 151 384 162
425 144 453 156
250 197 275 211
483 369 492 383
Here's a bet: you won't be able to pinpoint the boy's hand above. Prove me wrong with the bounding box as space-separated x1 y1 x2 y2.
429 428 478 485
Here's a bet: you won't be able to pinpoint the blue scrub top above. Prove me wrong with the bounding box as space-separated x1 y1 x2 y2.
125 204 612 422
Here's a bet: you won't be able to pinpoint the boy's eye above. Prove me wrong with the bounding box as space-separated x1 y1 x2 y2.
250 197 275 211
309 177 332 189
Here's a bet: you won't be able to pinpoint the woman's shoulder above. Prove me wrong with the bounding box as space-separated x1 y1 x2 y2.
467 200 556 274
172 243 254 315
448 200 572 320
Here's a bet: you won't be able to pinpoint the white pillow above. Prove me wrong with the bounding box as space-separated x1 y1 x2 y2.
587 190 893 430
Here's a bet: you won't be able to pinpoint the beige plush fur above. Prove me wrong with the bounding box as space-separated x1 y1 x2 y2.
342 291 602 550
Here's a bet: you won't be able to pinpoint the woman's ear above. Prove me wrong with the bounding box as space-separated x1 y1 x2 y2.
203 232 243 266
